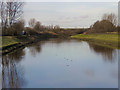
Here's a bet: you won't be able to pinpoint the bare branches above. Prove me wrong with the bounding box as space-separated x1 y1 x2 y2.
0 1 8 29
28 18 36 28
0 0 24 29
102 13 117 26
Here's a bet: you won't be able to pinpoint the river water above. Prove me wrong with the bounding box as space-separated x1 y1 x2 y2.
1 39 118 88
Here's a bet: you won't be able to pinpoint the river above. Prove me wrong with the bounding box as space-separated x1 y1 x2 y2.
1 39 118 88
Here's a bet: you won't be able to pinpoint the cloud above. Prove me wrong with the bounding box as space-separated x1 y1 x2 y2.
80 15 89 18
23 2 117 28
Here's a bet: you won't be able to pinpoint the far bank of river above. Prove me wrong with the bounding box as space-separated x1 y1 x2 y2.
71 34 120 49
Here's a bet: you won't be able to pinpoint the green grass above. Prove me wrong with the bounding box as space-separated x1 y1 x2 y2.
1 36 21 47
71 34 119 42
71 34 120 49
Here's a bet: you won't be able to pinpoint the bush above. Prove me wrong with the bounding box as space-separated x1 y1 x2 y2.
117 26 120 33
89 20 116 33
2 20 25 36
25 27 39 35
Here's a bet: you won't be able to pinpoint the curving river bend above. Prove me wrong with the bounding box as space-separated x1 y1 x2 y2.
1 39 118 88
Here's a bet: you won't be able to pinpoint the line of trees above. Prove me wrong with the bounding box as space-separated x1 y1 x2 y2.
28 18 60 31
0 1 60 36
25 18 60 35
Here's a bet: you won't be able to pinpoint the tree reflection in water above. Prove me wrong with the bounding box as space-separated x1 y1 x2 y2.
88 43 117 62
0 57 2 89
28 42 42 57
27 39 72 57
2 49 26 88
1 40 118 88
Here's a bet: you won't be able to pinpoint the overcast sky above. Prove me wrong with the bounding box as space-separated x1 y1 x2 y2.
24 0 119 2
23 2 118 28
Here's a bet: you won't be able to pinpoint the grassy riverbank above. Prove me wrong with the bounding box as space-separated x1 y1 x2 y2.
1 36 33 55
1 33 57 55
2 33 57 47
2 36 20 47
71 34 120 49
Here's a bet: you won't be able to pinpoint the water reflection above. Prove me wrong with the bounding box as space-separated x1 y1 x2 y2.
88 42 117 62
2 49 26 88
1 39 118 88
0 57 2 89
26 39 72 57
27 42 42 57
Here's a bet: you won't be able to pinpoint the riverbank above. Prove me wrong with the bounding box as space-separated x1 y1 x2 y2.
71 34 120 49
1 33 57 55
2 33 120 55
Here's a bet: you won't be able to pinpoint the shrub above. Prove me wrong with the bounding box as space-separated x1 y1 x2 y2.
90 20 116 33
2 20 25 36
25 27 39 35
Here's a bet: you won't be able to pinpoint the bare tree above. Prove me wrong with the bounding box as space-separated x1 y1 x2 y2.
28 18 36 28
102 13 117 26
34 21 41 31
0 0 24 29
0 2 8 29
118 1 120 26
53 25 60 33
54 25 60 29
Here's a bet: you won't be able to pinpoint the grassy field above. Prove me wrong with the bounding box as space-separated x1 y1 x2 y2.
71 34 120 49
1 36 21 47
